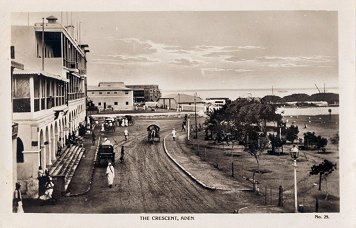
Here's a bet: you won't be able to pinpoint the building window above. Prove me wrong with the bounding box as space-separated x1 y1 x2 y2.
126 102 129 105
107 92 110 94
98 102 101 106
99 92 102 94
91 92 94 94
125 91 129 94
114 92 117 94
114 102 118 105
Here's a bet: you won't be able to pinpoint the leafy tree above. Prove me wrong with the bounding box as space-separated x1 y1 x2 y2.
304 132 328 150
283 125 299 143
310 160 337 197
330 132 339 145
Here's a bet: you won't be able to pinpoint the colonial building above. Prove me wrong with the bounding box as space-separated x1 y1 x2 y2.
11 16 89 198
157 93 206 112
11 60 24 188
126 84 161 103
88 82 134 111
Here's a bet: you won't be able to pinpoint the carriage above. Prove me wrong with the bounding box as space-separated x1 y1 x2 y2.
147 124 160 143
104 117 116 132
96 140 115 166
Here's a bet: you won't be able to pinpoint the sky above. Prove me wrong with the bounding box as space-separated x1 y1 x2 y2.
12 11 338 96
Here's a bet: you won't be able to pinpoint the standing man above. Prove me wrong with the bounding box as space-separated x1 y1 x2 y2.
91 131 96 145
120 146 125 163
124 128 129 141
106 162 115 188
13 183 23 213
172 128 177 141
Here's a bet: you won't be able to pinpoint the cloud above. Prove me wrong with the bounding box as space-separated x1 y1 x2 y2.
201 67 252 73
170 58 201 66
268 63 310 68
92 55 159 64
203 51 240 58
109 38 157 55
237 46 265 50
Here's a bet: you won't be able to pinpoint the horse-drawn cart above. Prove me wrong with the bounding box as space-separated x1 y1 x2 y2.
147 124 160 143
104 117 116 132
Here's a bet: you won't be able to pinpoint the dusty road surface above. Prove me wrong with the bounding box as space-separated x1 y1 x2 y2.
24 119 263 213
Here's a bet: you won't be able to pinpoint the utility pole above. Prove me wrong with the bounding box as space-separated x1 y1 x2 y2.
194 92 198 139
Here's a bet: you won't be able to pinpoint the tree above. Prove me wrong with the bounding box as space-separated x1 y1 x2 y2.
310 159 337 198
283 125 299 143
304 132 328 150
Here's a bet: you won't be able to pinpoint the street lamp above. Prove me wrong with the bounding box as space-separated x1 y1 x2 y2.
290 145 299 213
194 92 198 139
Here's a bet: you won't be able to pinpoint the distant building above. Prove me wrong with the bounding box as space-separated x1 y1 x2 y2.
157 93 205 112
87 82 134 111
126 85 161 103
204 97 230 106
11 16 89 198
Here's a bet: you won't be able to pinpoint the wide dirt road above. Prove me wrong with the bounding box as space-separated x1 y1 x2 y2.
25 119 262 213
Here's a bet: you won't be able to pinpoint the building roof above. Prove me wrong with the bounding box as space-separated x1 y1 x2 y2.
13 69 69 82
160 93 203 103
87 85 131 91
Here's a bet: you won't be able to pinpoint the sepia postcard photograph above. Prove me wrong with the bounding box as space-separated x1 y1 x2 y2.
1 0 355 227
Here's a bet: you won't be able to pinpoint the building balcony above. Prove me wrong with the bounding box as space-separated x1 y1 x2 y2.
68 92 85 101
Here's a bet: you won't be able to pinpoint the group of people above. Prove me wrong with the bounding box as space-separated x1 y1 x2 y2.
37 166 55 205
118 117 130 127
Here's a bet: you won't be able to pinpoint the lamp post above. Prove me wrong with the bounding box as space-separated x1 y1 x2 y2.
290 145 299 213
194 92 198 139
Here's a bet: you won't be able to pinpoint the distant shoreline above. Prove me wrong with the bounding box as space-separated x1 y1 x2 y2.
277 106 339 116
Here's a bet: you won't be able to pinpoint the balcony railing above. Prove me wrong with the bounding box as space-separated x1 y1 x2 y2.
68 92 85 101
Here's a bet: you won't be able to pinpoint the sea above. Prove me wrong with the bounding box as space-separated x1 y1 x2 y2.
161 87 339 116
161 87 339 101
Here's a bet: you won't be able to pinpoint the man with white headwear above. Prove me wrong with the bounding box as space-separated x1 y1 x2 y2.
106 162 115 188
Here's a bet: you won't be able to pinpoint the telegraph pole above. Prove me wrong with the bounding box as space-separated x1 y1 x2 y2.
194 92 198 139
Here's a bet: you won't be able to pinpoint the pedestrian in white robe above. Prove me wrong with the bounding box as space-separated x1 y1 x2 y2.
172 128 176 141
106 162 115 188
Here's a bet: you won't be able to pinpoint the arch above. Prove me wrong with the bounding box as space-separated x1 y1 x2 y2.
16 138 24 163
39 129 44 168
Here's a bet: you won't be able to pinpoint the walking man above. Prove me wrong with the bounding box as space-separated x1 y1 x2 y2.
172 128 176 141
124 128 129 141
106 162 115 188
91 131 96 145
120 145 125 163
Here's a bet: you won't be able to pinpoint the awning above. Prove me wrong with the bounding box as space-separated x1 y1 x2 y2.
13 69 69 82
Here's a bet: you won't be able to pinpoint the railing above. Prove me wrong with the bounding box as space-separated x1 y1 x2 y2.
68 92 85 101
13 98 31 112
